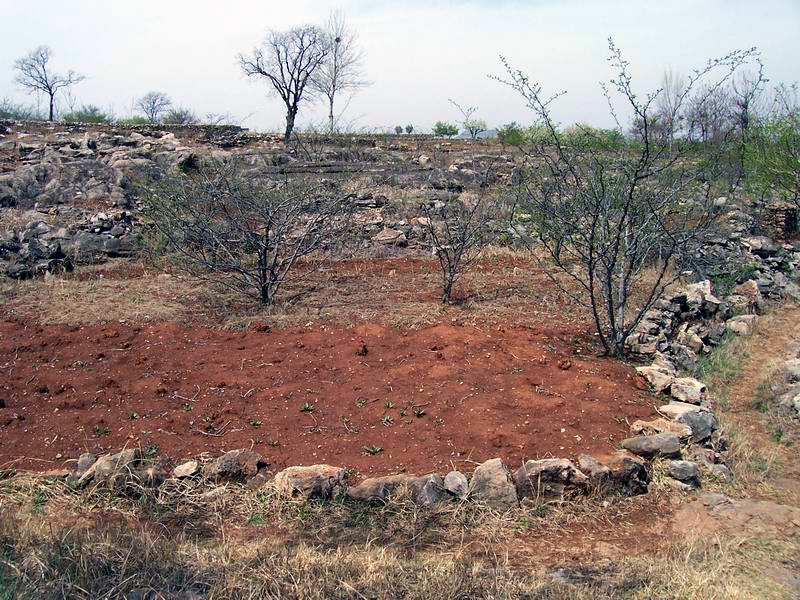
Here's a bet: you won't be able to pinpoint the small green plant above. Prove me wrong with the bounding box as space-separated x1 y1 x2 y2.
182 403 193 412
247 513 265 526
362 445 383 455
413 407 426 418
94 424 110 437
128 411 139 420
382 415 394 426
355 397 367 407
384 400 395 409
250 419 262 428
144 444 159 461
32 490 48 514
300 402 314 413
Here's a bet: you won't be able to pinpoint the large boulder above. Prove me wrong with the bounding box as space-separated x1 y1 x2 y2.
513 458 588 500
635 366 675 393
273 465 346 500
467 458 518 510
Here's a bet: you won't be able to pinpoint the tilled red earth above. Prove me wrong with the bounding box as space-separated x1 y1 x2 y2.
0 317 656 479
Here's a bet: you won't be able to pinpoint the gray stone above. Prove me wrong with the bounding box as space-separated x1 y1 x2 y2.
201 449 269 482
622 433 681 459
273 465 346 500
411 473 448 507
676 409 719 443
784 359 800 384
67 452 97 484
468 458 518 510
635 366 675 393
347 473 446 506
577 454 612 489
78 448 141 486
668 460 700 484
659 401 710 420
711 464 732 481
669 377 708 405
444 470 469 497
172 460 200 478
372 227 407 246
630 418 692 441
604 451 650 496
725 314 757 336
514 458 588 500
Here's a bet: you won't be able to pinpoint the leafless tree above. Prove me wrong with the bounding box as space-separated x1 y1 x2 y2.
449 99 486 139
421 188 513 304
240 26 330 143
14 46 84 121
141 156 352 306
496 40 759 356
654 67 687 146
136 92 172 123
311 10 368 133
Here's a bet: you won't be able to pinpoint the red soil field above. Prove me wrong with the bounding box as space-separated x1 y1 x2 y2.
0 317 657 479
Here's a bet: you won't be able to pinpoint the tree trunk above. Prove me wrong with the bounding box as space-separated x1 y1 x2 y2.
284 108 297 144
48 93 55 122
328 98 335 134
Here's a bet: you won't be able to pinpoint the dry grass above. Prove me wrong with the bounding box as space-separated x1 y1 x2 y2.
1 472 796 599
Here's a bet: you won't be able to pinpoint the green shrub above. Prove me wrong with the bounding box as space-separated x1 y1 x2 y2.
497 122 527 146
62 105 110 124
162 108 198 125
0 98 41 120
433 121 458 137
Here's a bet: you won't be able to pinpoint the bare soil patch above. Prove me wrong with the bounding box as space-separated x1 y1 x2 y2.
0 315 654 478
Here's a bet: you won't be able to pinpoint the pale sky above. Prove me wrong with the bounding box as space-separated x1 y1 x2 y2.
1 0 798 133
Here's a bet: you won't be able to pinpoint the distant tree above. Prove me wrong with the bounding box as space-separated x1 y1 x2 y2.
433 121 459 137
311 10 368 133
449 99 486 139
136 92 172 123
405 124 413 134
395 125 404 135
654 67 687 146
746 83 800 208
240 26 330 143
162 108 198 125
497 122 527 146
14 46 84 121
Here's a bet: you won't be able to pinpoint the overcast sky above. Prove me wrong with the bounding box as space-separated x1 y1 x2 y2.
1 0 797 133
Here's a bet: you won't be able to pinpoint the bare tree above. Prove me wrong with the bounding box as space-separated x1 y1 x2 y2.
136 92 172 123
311 10 368 133
14 46 84 121
449 99 486 139
654 67 687 147
496 40 759 356
240 26 330 143
141 156 352 306
421 189 512 304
